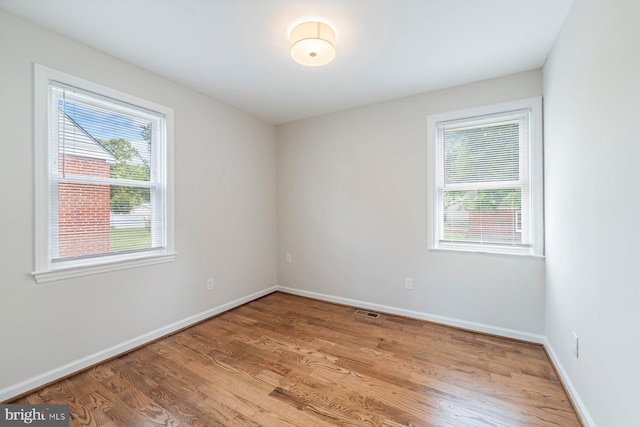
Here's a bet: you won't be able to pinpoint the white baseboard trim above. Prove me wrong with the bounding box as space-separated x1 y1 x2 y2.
543 338 596 427
276 286 545 344
0 286 278 402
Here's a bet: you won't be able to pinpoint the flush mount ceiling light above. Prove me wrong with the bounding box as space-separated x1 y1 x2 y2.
289 21 336 67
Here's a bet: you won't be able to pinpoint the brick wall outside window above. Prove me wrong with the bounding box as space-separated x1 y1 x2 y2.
468 209 522 241
57 155 111 258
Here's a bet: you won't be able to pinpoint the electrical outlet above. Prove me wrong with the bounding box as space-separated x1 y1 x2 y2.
405 277 413 290
206 278 214 291
285 253 292 263
571 332 579 358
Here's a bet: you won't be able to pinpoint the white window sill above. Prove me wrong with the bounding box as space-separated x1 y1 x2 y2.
428 246 544 260
32 252 177 284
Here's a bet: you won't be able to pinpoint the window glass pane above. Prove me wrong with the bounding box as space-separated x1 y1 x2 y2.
443 188 523 245
52 84 154 183
444 120 520 184
54 181 112 260
53 182 159 262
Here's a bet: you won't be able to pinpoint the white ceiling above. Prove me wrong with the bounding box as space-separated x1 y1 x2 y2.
0 0 573 124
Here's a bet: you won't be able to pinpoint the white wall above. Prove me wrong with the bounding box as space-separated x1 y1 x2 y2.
543 0 640 425
277 70 545 337
0 10 277 398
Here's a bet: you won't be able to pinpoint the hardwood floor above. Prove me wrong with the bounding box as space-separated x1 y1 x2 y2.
13 292 581 426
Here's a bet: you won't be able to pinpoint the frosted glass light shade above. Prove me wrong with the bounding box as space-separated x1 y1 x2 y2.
290 21 336 67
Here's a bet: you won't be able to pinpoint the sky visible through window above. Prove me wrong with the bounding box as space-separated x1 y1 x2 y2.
60 99 149 147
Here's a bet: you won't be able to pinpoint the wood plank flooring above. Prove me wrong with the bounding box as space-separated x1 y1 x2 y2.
13 292 581 426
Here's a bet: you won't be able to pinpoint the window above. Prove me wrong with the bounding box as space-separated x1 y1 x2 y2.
427 97 543 256
33 64 174 282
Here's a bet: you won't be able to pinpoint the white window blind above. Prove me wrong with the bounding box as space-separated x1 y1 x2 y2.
33 64 175 282
428 98 543 256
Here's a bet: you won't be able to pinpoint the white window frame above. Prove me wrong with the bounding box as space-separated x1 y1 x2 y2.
427 97 544 257
33 64 175 283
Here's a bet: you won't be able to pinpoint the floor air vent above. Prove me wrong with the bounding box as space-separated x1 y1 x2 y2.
354 309 381 318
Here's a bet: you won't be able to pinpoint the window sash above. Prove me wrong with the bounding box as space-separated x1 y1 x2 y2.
48 84 167 263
